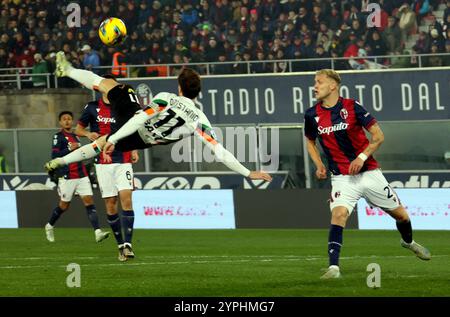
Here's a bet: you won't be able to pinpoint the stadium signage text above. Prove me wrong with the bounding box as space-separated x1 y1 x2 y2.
125 69 449 124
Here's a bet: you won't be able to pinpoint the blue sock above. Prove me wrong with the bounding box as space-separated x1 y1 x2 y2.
121 210 135 244
85 205 100 230
328 224 344 267
107 213 124 245
396 220 413 243
49 206 65 226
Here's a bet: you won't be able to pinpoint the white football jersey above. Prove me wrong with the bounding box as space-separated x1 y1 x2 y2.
137 92 214 145
108 91 251 176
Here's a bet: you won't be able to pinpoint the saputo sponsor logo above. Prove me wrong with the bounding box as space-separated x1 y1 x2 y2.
96 115 116 124
318 122 349 135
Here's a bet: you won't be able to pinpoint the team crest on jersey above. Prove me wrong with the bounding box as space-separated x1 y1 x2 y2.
135 83 153 107
340 108 348 120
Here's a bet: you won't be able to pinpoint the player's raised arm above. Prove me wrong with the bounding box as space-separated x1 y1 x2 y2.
194 123 272 182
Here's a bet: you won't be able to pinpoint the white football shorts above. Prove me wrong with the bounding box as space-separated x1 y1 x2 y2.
329 168 400 215
57 176 93 202
95 163 134 198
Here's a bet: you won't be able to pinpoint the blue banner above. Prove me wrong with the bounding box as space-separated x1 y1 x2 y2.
124 68 450 124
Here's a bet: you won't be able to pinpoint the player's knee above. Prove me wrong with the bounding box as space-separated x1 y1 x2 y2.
385 205 409 222
82 196 94 206
121 197 132 210
58 201 70 210
119 191 132 210
397 214 410 222
104 197 118 215
332 208 349 222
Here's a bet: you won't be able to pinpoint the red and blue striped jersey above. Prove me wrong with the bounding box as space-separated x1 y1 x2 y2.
51 130 88 179
304 97 379 176
78 99 132 164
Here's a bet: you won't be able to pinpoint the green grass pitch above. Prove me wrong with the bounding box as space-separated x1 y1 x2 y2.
0 229 449 297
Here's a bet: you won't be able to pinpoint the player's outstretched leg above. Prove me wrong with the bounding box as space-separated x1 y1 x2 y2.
400 239 431 260
321 224 343 279
95 229 110 243
44 203 68 242
82 201 110 243
321 206 347 279
122 211 135 259
106 212 127 262
44 137 107 172
55 51 103 90
388 206 431 260
55 51 118 93
45 223 55 242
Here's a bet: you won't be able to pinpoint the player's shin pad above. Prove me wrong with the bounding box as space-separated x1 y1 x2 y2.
63 141 102 165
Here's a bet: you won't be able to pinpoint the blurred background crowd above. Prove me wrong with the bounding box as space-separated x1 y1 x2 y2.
0 0 449 85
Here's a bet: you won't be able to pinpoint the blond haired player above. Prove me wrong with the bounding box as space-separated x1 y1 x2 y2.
304 69 431 279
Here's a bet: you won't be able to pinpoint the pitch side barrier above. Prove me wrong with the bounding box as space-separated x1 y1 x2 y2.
3 188 450 230
8 189 339 229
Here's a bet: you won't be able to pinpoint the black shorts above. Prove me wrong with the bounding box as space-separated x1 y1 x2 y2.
107 84 149 151
107 84 142 128
107 131 151 152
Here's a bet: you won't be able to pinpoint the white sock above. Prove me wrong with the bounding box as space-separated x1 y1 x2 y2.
61 141 102 165
67 68 104 90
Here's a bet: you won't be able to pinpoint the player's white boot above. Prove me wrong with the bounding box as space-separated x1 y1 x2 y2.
45 223 55 242
55 51 73 77
400 239 431 260
95 229 110 243
123 242 135 259
320 265 341 279
118 244 127 262
44 158 63 173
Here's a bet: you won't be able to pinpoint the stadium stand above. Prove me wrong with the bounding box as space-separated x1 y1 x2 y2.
0 0 449 87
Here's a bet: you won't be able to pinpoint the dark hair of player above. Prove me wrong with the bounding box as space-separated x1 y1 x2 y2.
58 111 73 120
103 73 117 81
178 68 201 99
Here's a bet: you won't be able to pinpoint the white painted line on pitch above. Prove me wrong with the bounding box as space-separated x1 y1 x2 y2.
5 255 312 261
0 254 447 270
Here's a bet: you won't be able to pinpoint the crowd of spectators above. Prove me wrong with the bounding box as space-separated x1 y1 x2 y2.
0 0 449 84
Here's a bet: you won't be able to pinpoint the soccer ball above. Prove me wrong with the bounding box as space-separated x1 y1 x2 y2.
98 17 127 46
